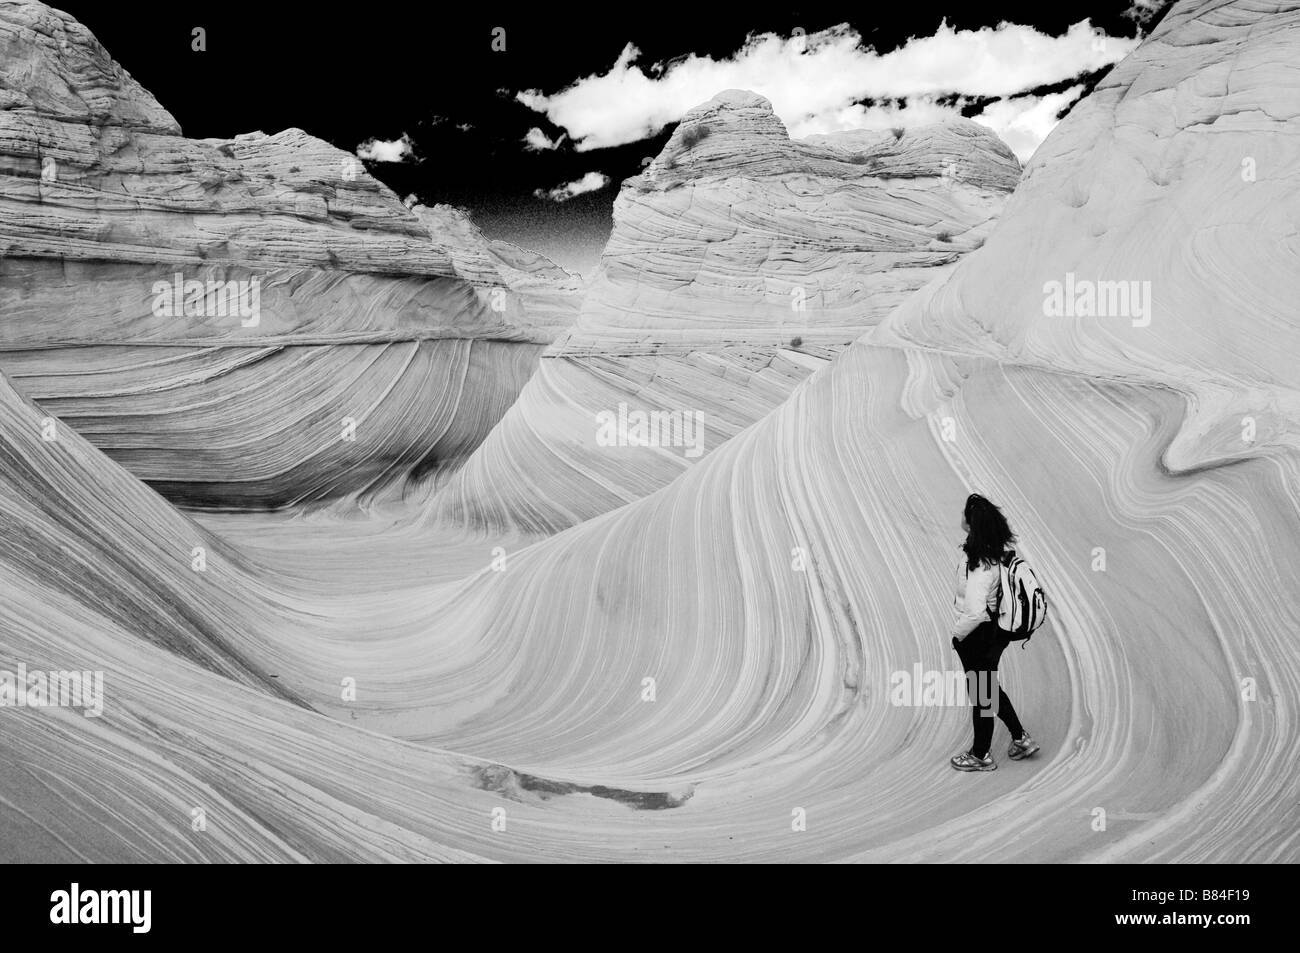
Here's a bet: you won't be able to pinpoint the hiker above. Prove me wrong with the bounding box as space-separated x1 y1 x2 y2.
948 493 1040 772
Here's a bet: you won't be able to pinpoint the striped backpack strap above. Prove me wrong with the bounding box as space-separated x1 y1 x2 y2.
993 550 1014 630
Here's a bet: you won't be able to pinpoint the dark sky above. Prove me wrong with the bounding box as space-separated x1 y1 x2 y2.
50 1 1168 277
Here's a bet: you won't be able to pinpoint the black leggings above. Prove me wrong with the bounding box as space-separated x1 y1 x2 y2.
952 621 1025 758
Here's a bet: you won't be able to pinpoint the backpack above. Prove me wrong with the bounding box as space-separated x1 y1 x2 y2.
991 550 1048 644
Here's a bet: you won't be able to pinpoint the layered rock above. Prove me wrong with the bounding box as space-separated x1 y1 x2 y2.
432 90 1021 533
873 0 1300 471
382 0 1300 858
415 203 583 340
0 1 578 507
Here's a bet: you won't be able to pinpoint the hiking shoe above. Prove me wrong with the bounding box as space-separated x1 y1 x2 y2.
1008 732 1040 760
950 750 997 772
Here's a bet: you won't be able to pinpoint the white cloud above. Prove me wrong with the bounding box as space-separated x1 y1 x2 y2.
971 86 1085 162
786 85 1087 163
516 21 1139 158
533 171 610 203
356 133 415 163
523 127 566 151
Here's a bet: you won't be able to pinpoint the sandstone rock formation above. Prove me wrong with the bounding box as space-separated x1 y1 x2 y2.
0 2 579 507
873 0 1300 472
415 203 583 341
432 90 1020 533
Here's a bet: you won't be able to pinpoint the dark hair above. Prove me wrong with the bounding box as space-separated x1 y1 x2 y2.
962 493 1016 571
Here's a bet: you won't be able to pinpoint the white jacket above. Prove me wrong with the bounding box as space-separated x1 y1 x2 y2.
952 552 1002 640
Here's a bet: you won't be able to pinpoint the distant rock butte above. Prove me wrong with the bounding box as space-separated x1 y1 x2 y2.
0 1 579 506
588 89 1019 338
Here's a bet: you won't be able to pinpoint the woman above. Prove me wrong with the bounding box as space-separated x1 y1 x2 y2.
949 493 1040 771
